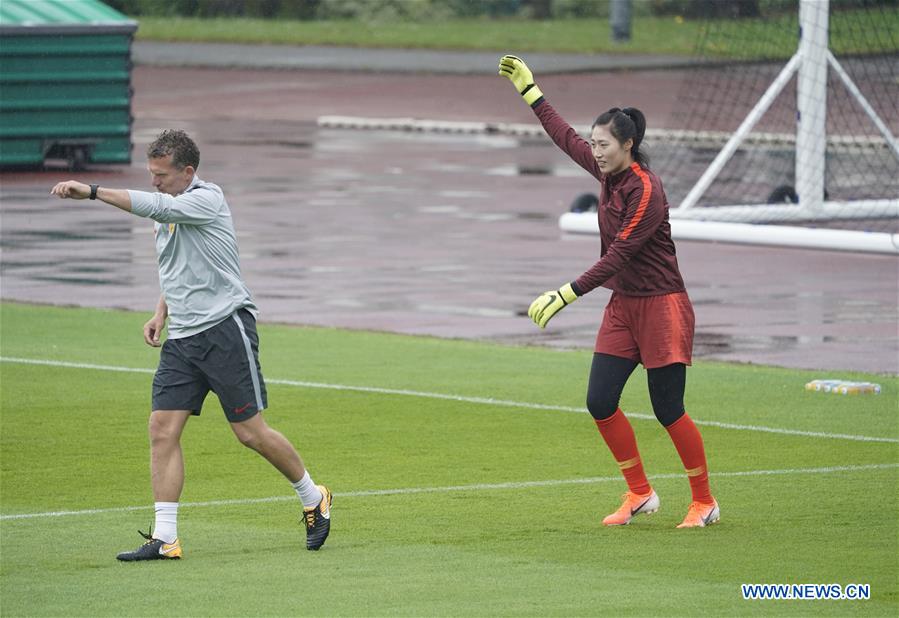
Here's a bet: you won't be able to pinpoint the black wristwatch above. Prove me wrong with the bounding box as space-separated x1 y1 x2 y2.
89 184 99 200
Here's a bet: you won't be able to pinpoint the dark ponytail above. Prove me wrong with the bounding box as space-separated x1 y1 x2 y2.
592 107 649 169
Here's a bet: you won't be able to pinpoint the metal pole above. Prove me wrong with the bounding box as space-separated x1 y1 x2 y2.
796 0 829 210
678 53 800 211
827 50 899 161
610 0 632 43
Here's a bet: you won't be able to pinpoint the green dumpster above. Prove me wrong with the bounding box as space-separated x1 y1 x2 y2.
0 0 137 169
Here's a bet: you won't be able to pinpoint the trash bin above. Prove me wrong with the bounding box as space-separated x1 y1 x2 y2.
0 0 137 169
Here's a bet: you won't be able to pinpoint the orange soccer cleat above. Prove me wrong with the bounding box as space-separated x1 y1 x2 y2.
602 490 660 526
676 499 720 528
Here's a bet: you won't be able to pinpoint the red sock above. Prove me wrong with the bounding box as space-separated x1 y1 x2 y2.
594 409 651 496
665 413 714 504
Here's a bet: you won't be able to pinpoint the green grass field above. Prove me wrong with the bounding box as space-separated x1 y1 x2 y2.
1 302 897 616
134 9 899 58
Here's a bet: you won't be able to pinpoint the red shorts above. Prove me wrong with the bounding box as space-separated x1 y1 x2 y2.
594 291 695 368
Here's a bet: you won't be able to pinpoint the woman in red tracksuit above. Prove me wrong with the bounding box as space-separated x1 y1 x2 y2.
499 55 719 528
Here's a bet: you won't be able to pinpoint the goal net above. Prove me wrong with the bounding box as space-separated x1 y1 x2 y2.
654 0 898 235
316 1 897 250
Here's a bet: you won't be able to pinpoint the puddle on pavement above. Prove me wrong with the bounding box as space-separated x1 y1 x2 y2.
31 274 131 286
484 164 583 177
417 205 553 222
693 331 894 356
1 225 131 247
208 139 312 149
516 165 554 176
515 211 554 220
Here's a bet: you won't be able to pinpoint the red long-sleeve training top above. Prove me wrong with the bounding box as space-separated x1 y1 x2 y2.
533 99 686 297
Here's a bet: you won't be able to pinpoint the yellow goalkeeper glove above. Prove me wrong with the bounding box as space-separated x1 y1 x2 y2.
528 283 579 328
498 55 544 106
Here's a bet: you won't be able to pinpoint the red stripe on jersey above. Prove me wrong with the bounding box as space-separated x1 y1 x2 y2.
618 163 652 240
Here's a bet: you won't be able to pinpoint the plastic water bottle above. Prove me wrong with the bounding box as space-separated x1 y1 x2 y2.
805 380 881 395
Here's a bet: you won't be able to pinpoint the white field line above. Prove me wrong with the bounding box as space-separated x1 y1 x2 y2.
2 356 897 445
2 463 897 522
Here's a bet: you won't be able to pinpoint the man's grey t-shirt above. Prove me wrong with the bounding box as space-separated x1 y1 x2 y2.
129 175 256 338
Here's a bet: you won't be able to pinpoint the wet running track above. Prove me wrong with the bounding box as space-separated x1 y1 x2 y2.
1 66 896 375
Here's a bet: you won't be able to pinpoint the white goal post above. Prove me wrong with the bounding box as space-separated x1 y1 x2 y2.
559 213 899 254
560 0 899 254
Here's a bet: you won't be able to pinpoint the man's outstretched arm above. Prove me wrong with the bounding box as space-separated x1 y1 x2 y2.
50 180 132 213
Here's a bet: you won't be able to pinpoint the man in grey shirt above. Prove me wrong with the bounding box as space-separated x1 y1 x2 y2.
51 130 332 558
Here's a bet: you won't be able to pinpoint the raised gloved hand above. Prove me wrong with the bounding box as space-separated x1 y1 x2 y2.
498 55 544 106
527 283 579 328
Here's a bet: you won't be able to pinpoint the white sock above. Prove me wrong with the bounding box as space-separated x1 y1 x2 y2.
291 471 323 508
154 502 178 543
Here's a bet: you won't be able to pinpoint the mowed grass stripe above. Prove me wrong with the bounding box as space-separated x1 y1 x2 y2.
2 356 896 444
3 463 896 521
2 305 896 616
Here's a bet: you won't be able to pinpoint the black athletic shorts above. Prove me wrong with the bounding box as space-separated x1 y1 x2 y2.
152 308 268 423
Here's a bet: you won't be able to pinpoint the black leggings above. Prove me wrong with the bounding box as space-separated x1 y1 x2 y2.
585 353 686 427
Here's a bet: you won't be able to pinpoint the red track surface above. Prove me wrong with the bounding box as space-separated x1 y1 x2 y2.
2 66 896 374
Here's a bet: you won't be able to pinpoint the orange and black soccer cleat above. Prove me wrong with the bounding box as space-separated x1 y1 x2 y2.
676 499 720 528
303 485 332 550
116 530 182 561
602 490 660 526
